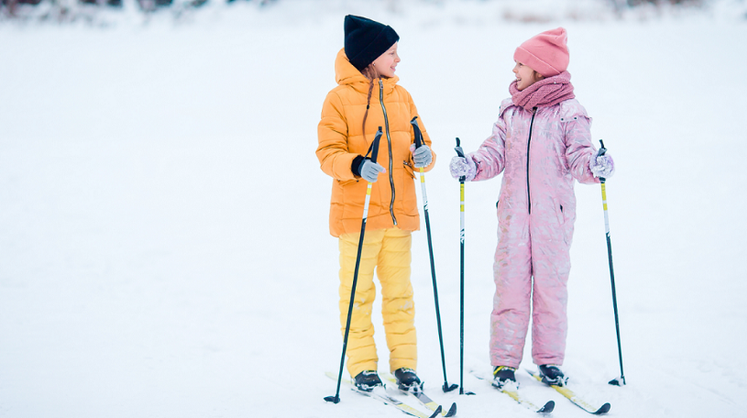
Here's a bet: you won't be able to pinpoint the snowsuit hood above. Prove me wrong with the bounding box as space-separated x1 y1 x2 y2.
334 47 400 95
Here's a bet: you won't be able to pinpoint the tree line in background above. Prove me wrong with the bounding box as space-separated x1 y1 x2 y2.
0 0 276 17
0 0 708 22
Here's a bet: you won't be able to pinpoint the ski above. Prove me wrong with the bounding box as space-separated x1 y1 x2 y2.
325 372 442 418
526 370 611 415
472 371 554 413
383 373 458 417
494 383 555 414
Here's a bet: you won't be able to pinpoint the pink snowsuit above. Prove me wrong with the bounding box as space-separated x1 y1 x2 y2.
469 97 599 368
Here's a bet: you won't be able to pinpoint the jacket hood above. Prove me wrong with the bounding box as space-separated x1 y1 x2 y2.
334 48 399 94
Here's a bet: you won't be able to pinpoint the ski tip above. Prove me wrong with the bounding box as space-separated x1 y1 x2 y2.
444 402 457 417
443 382 459 393
427 405 443 418
594 402 612 415
324 395 341 404
538 400 555 414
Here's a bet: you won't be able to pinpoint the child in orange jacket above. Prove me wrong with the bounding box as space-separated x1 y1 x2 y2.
316 14 436 392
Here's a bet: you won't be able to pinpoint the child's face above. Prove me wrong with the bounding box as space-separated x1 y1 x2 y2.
513 61 542 91
372 42 400 78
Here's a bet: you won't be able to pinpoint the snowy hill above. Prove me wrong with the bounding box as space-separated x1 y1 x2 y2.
1 1 746 417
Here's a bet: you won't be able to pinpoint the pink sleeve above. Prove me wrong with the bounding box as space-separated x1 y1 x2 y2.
470 111 508 181
562 102 599 185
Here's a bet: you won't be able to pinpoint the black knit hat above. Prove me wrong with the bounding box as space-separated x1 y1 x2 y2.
344 15 400 72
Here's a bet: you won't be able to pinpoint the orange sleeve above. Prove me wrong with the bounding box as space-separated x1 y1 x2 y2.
317 90 359 181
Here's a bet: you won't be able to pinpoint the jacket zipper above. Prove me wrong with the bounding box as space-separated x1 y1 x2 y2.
379 79 397 226
526 107 537 215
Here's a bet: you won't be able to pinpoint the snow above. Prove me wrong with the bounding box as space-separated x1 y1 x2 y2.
1 1 746 417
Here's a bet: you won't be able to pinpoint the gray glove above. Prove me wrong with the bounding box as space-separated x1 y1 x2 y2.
359 158 386 183
412 145 432 168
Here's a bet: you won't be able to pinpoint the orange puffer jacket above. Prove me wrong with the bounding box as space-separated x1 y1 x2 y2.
317 48 436 237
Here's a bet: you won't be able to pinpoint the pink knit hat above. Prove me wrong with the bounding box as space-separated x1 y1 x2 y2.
513 27 569 77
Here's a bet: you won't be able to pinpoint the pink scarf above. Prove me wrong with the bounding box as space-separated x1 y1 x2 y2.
509 71 575 112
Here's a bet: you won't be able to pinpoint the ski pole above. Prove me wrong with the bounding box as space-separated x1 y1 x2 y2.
411 117 458 393
325 128 383 404
453 138 474 396
598 140 626 387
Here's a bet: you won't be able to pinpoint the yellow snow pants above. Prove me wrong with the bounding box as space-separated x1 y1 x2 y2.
338 227 417 378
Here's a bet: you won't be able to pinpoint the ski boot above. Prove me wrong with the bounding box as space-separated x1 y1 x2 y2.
492 366 517 390
394 367 423 393
354 370 383 392
538 364 568 386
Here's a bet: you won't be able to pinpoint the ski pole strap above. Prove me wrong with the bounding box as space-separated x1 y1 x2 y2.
409 117 427 178
361 127 383 220
598 139 607 183
455 137 466 182
410 117 424 149
366 127 383 164
454 137 465 158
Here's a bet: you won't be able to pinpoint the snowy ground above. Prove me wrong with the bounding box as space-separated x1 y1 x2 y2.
2 1 747 417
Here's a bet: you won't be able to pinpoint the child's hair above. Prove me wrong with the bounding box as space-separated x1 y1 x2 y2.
343 15 398 144
360 64 380 143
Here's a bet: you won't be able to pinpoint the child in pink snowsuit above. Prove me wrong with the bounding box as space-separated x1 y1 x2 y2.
450 28 615 387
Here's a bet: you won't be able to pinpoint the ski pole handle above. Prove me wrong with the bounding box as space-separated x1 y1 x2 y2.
410 117 427 177
454 137 466 183
367 127 383 164
597 139 608 183
361 128 383 219
410 117 424 149
454 137 465 158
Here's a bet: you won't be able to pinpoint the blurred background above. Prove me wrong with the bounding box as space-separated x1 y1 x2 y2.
1 0 746 25
2 1 747 418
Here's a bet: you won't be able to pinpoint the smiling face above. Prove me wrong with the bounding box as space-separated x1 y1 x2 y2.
371 42 400 78
513 61 543 91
